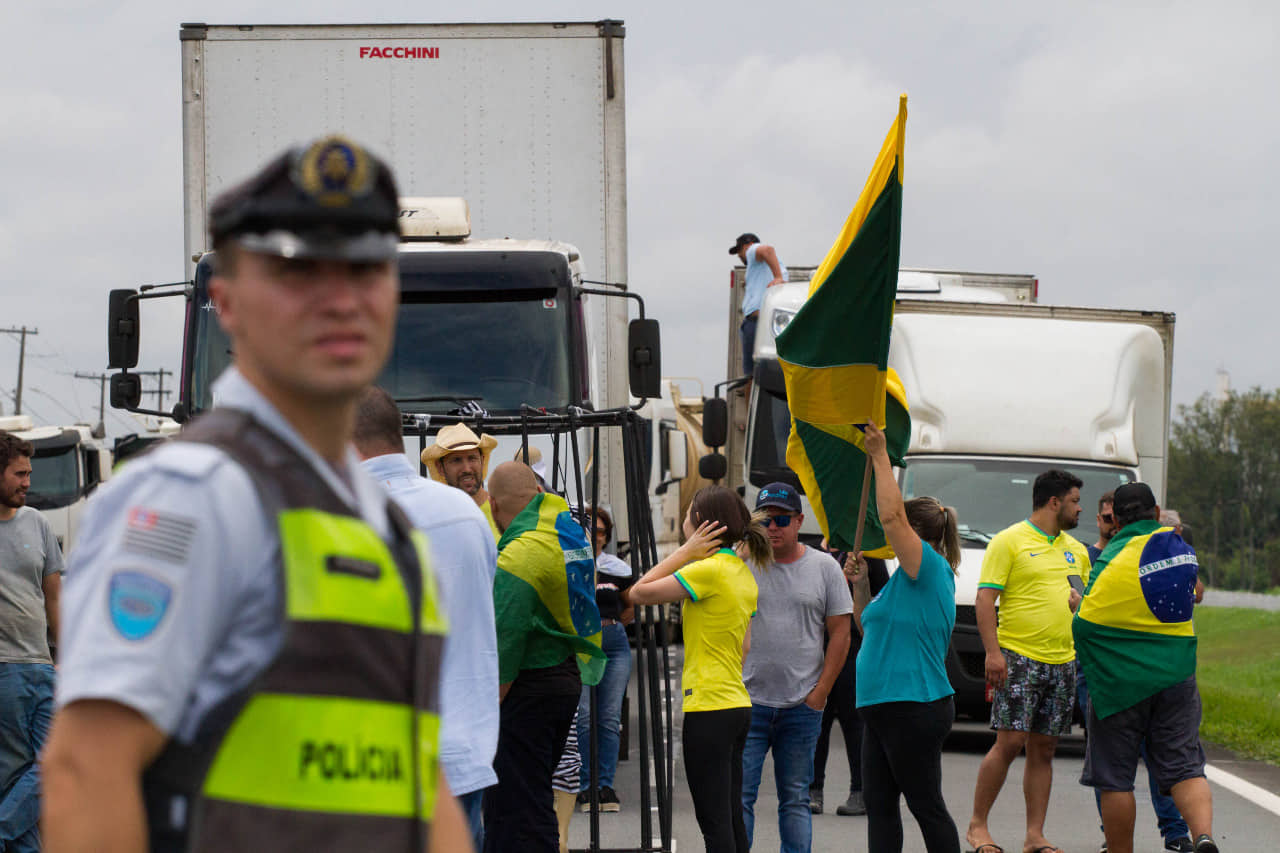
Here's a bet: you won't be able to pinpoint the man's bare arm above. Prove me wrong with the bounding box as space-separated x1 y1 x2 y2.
43 700 168 852
430 770 476 852
42 573 61 649
754 245 785 283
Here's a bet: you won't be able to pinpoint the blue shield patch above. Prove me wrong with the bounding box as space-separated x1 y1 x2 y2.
109 572 173 641
1065 551 1076 564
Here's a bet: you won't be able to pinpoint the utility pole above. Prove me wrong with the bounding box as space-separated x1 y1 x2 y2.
74 371 110 427
133 368 173 412
1 326 38 415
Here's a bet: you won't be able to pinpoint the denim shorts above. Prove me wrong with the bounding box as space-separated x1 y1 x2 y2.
989 648 1076 736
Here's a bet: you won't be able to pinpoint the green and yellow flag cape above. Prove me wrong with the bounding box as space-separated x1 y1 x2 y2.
495 492 605 686
776 96 910 556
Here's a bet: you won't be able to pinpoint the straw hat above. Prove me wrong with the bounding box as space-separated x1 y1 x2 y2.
421 423 499 482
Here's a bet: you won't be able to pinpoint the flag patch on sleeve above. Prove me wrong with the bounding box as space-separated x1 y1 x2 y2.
109 571 173 640
122 507 198 564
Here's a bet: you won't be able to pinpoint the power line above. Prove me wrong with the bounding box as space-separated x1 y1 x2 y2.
74 372 110 427
0 326 38 415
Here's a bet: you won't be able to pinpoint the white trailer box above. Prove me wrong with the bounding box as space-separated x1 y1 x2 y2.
176 21 635 534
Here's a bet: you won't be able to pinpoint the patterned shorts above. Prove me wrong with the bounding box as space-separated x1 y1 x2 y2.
989 648 1076 736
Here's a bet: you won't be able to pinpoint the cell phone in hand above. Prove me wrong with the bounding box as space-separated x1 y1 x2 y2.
1068 575 1085 595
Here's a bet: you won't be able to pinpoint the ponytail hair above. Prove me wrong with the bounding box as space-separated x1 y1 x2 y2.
741 512 773 567
905 496 961 572
688 485 773 566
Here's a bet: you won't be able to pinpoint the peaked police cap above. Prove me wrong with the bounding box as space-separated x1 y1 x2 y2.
209 135 402 262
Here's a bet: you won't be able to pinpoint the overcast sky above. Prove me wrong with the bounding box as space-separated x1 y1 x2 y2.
1 1 1276 437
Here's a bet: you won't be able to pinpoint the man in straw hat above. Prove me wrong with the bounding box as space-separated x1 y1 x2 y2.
424 424 500 539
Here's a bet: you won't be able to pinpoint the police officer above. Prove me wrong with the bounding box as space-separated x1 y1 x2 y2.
41 136 472 852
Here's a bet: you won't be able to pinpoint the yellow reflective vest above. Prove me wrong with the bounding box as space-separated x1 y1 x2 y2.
142 409 447 852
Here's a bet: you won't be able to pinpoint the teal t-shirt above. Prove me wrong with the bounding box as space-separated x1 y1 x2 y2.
855 545 956 707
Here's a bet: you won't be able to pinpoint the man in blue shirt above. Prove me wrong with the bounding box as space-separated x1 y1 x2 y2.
353 386 500 852
729 233 787 378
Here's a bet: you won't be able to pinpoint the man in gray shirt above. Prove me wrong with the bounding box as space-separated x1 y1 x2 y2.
740 481 852 853
0 431 63 852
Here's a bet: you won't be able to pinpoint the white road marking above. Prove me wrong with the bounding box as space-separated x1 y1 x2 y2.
1206 763 1280 816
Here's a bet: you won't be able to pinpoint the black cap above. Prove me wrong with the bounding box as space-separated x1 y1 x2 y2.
209 135 401 262
756 481 802 513
728 232 760 255
1113 482 1157 518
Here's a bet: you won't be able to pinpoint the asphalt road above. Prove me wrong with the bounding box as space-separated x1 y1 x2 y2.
567 651 1280 853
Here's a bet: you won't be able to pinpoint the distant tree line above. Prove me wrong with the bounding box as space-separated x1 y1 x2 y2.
1168 387 1280 592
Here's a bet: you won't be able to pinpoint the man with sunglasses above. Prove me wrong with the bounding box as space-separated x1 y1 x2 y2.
1080 491 1194 853
740 482 852 853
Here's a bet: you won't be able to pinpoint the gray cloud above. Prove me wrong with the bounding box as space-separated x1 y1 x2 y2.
1 1 1276 435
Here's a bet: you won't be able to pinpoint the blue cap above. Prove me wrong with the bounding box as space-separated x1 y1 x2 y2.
756 481 801 513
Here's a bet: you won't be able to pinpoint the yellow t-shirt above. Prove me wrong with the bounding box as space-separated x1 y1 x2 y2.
978 520 1089 665
480 499 501 542
674 549 758 712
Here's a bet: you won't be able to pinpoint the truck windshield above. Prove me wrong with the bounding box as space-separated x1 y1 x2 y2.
902 458 1132 550
27 447 80 510
186 251 576 416
380 285 572 415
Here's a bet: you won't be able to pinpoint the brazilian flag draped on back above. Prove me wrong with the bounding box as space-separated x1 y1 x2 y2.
775 96 910 556
495 492 605 686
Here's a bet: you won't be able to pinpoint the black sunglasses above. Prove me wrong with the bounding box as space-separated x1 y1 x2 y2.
762 515 794 528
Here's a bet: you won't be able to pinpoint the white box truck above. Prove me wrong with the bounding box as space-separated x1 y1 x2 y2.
706 270 1174 717
0 415 112 552
108 21 658 540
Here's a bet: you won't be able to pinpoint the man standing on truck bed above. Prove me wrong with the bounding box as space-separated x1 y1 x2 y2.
729 233 787 379
0 431 63 853
41 135 471 851
966 470 1088 853
424 424 501 539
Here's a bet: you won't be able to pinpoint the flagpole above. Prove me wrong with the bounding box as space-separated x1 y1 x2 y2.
851 452 873 553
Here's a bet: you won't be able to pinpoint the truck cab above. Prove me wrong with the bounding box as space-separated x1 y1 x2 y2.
0 415 111 552
182 200 598 419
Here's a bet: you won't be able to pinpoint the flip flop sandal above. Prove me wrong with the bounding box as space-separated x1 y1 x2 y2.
966 846 1004 853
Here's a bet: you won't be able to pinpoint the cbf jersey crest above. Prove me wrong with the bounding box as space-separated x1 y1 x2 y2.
294 135 374 207
1137 530 1198 623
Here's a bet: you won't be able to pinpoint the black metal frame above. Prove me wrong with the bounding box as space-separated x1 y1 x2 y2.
406 404 675 853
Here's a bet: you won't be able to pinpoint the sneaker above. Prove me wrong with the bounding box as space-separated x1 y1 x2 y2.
808 789 823 814
1098 844 1107 853
835 791 866 816
1193 835 1219 853
1165 838 1194 853
598 786 621 813
576 791 591 813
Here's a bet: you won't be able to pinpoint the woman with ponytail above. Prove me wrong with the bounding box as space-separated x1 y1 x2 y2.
624 485 764 853
845 423 962 853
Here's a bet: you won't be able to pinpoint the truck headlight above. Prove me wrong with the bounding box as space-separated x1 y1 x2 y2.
772 309 796 338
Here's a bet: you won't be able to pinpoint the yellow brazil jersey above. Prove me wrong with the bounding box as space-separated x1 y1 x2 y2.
978 520 1090 665
674 549 758 712
480 499 502 542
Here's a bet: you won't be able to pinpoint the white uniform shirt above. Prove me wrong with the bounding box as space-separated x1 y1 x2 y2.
57 368 393 742
360 453 498 796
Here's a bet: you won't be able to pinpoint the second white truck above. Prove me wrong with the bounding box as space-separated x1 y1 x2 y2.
708 267 1175 717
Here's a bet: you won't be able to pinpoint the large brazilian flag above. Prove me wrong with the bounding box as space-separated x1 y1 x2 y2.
495 492 605 686
776 96 909 556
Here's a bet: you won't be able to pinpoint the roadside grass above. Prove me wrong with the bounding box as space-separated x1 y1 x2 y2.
1195 606 1280 764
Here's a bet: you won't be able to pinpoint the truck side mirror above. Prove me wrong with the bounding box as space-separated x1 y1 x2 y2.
110 372 143 410
698 451 727 482
702 397 728 448
628 319 661 400
666 429 688 481
108 289 141 369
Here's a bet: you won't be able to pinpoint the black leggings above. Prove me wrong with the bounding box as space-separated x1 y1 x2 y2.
813 645 861 793
859 697 960 853
682 707 751 853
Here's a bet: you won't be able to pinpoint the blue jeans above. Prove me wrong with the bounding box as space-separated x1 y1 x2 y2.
0 663 54 853
1077 664 1189 841
741 701 823 853
577 622 632 791
457 788 486 852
